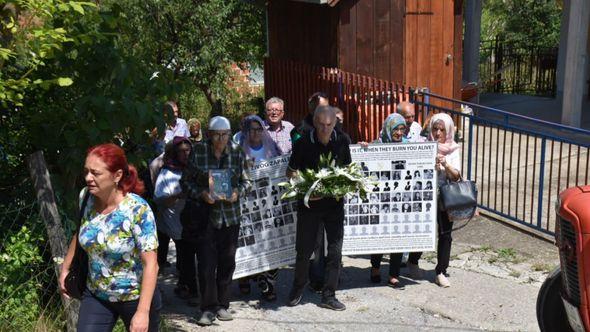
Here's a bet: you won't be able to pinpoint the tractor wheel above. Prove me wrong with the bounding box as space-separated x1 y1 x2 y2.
536 266 573 332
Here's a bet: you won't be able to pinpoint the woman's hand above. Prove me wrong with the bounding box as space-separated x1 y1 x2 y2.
436 154 447 168
225 189 239 203
358 141 370 148
130 310 149 332
58 269 70 299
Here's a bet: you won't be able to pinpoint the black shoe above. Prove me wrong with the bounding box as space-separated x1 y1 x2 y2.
287 288 303 307
319 297 346 311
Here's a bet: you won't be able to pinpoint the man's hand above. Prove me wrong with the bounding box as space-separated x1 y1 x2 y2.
58 270 70 300
358 141 369 148
201 190 215 204
225 189 239 203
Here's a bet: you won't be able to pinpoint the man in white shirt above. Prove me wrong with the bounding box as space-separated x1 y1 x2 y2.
397 101 424 142
163 101 190 143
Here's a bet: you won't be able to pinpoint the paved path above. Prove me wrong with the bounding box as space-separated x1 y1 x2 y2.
158 216 558 331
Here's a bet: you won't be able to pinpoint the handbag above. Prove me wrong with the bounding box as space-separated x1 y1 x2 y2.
64 191 90 299
439 177 478 211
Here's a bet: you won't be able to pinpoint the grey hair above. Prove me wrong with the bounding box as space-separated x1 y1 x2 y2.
313 105 337 121
265 97 284 110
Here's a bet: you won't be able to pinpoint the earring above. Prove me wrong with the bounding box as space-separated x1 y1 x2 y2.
115 181 118 186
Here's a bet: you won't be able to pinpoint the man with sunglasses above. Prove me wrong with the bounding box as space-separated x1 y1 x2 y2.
264 97 294 154
180 116 252 326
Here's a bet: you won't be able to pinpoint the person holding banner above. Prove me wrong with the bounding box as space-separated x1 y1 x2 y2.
180 116 252 325
286 106 352 311
367 113 424 288
238 115 281 301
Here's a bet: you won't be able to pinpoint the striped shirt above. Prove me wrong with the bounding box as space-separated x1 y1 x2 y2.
180 140 252 228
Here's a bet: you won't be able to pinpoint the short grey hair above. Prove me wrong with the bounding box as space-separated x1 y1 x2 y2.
265 97 284 110
396 101 415 114
313 105 337 121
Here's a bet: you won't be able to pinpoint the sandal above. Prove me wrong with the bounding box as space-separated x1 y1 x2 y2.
387 277 404 289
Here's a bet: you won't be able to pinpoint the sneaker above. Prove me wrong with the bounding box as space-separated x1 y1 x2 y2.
319 297 346 311
196 311 216 326
407 263 424 279
287 288 303 307
216 308 233 321
435 273 451 288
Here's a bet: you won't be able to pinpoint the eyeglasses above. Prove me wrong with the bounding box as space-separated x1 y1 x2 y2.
249 127 263 133
266 108 284 114
211 132 230 140
392 126 406 132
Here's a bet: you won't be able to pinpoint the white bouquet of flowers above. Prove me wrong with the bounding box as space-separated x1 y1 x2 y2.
278 153 376 208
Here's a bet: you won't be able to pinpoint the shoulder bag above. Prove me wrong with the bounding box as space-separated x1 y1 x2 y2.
64 191 90 299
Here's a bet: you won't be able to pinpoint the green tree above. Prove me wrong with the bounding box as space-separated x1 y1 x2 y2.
481 0 562 47
112 0 266 112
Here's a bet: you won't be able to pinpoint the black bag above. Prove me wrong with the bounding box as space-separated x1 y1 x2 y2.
64 191 90 299
439 178 478 211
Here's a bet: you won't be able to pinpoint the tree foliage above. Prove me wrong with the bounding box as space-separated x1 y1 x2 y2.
111 0 266 111
481 0 562 47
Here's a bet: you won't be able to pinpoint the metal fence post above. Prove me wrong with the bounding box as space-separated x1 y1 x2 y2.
537 138 547 229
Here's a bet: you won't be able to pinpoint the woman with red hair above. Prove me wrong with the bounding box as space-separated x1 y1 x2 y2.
59 143 160 332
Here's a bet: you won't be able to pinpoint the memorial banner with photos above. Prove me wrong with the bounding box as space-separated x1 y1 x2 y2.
342 142 438 255
233 155 298 279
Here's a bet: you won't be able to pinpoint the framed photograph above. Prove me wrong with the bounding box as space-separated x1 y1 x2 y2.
209 169 232 200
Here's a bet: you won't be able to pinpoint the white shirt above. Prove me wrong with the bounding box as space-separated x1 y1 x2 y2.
154 168 185 239
437 149 461 187
164 118 190 143
406 121 425 142
248 145 267 162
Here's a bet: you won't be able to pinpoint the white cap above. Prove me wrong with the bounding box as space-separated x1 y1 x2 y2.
208 116 231 130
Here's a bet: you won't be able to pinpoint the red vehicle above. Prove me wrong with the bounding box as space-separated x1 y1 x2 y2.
537 185 590 331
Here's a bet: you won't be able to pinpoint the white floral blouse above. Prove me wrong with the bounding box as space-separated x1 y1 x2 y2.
78 192 158 302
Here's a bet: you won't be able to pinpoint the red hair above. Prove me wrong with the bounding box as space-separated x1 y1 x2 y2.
86 143 145 195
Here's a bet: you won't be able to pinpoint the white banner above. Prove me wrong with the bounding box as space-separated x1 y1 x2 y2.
233 155 297 279
342 142 438 255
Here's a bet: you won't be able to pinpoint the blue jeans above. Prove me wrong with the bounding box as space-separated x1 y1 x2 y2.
77 288 161 332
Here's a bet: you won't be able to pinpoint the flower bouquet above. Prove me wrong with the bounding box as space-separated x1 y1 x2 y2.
279 153 376 208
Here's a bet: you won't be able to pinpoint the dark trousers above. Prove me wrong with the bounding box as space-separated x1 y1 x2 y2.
77 288 161 332
435 210 453 274
157 230 171 266
196 223 240 312
309 224 326 286
293 204 344 299
177 239 199 293
370 252 422 278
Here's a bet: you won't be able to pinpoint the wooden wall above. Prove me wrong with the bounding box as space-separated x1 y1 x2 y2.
267 0 339 67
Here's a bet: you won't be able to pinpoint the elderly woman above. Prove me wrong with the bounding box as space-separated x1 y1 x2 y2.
241 115 280 164
237 115 281 301
154 137 197 304
187 118 203 143
60 143 160 331
368 113 423 288
429 113 461 287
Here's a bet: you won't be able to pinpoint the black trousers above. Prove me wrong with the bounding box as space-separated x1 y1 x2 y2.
156 230 171 266
176 239 199 294
195 223 240 311
370 252 422 278
435 210 453 274
293 203 344 299
309 224 326 286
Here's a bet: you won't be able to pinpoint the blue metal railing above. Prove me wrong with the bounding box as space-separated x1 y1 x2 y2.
413 90 590 236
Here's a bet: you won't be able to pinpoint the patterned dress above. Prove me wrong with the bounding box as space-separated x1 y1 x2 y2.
78 192 158 302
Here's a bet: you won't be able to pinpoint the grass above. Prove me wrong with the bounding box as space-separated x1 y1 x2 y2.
531 262 555 273
508 270 522 278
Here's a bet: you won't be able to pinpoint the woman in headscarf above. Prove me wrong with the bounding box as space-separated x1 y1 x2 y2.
369 113 422 288
187 118 203 143
154 137 198 302
428 112 461 287
238 115 281 301
240 115 280 164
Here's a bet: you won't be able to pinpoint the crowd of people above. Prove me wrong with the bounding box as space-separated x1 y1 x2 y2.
58 94 462 331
